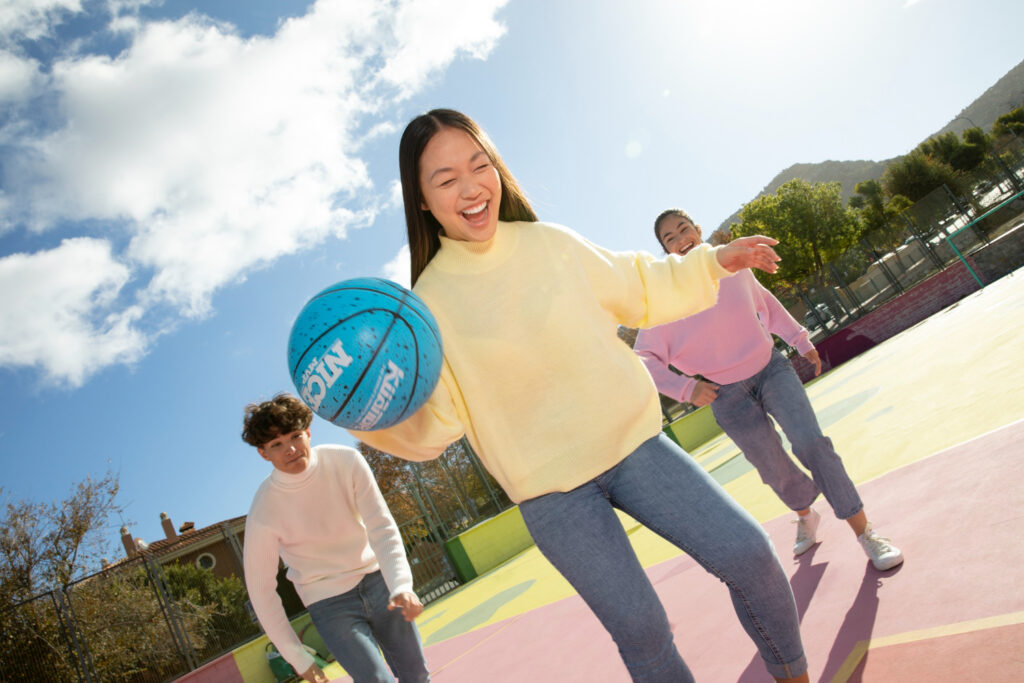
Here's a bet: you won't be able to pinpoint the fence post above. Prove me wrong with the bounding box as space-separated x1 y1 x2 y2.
859 236 905 296
828 263 865 315
143 553 199 672
411 465 449 538
993 151 1023 192
799 291 828 331
437 452 477 522
54 589 95 683
221 525 247 580
901 213 946 270
459 437 506 513
409 480 446 545
943 183 990 244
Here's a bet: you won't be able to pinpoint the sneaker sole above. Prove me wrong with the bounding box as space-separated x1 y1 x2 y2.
872 554 905 571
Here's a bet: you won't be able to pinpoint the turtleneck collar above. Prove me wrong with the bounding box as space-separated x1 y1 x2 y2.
431 221 520 274
270 445 319 489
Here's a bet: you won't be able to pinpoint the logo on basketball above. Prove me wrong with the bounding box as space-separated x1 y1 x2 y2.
355 360 406 430
287 278 443 431
298 338 353 412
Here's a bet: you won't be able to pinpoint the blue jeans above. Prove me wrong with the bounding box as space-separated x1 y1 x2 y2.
711 349 863 519
306 571 429 683
519 434 807 681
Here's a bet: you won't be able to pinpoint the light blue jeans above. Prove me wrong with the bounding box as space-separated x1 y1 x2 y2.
306 571 429 683
519 434 807 681
711 349 863 519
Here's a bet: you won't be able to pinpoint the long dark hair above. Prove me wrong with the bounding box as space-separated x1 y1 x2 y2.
653 208 694 253
398 109 537 285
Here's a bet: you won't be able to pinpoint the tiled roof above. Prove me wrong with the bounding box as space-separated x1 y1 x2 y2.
105 514 247 569
145 514 247 555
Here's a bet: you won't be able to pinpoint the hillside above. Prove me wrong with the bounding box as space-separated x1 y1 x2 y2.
714 159 894 234
715 58 1024 235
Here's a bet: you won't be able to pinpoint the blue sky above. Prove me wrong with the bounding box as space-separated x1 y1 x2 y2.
1 0 1022 559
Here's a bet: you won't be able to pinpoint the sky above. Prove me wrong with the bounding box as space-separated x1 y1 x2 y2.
1 0 1022 561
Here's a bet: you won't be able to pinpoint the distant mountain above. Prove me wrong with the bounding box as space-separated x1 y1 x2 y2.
934 58 1024 137
713 159 894 234
715 58 1024 236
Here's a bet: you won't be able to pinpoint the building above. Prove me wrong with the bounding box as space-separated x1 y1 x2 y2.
114 512 247 581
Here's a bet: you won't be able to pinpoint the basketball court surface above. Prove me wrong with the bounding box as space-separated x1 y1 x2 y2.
323 268 1024 682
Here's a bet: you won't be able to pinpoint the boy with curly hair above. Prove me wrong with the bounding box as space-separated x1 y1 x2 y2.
242 393 429 682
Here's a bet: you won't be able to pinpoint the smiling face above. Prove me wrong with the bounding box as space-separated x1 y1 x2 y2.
656 214 703 256
417 126 502 243
258 428 312 474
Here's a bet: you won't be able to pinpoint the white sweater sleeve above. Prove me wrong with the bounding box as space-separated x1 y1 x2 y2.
242 518 315 674
349 453 415 599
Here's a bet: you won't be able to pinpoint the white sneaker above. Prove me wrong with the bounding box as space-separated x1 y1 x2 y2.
858 524 904 571
793 509 821 556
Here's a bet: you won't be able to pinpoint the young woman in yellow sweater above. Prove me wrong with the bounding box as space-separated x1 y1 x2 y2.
349 109 809 683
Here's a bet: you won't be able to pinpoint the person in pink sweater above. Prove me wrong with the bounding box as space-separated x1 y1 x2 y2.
634 209 903 571
241 393 430 683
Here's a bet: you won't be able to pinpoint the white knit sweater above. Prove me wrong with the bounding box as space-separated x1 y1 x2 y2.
243 445 413 672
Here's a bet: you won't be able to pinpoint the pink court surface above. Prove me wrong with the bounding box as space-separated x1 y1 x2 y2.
323 269 1024 682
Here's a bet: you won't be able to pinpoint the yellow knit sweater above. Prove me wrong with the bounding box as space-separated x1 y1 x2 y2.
349 221 731 502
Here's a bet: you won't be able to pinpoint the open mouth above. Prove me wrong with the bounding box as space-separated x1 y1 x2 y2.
461 201 489 226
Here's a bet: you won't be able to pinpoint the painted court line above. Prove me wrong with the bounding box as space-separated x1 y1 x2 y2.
831 610 1024 682
429 614 525 676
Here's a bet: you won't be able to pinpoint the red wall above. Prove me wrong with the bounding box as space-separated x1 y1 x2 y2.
790 260 992 383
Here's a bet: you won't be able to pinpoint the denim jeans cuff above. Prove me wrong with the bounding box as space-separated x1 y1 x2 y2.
765 652 808 680
837 502 865 521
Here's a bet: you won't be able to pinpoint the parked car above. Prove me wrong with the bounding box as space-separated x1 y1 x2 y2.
803 303 833 330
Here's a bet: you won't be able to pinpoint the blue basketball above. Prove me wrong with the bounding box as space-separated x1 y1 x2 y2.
287 278 443 431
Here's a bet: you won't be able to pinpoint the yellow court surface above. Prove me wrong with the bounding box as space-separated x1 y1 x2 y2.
328 268 1024 682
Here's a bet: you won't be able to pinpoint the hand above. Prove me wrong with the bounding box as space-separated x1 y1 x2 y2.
387 592 424 622
300 663 329 682
689 381 720 407
715 235 780 274
803 348 822 377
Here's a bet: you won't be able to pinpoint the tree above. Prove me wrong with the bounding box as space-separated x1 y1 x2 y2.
0 470 123 606
919 129 990 172
163 562 258 658
880 149 962 203
0 472 208 681
358 440 510 538
359 444 421 525
731 179 859 290
992 105 1024 139
849 180 913 251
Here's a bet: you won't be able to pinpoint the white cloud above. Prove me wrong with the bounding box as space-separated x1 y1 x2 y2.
381 244 411 290
388 178 404 209
0 0 81 42
0 50 40 101
0 238 146 387
380 0 508 98
0 0 508 383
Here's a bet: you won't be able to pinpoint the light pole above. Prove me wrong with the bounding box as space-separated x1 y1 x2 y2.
953 114 982 131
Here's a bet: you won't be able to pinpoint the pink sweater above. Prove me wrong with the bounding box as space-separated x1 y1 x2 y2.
634 269 813 403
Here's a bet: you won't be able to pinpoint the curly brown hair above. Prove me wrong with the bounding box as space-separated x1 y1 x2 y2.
241 393 313 448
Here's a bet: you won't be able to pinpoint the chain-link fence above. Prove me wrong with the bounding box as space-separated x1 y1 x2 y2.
1 590 87 682
774 137 1024 346
644 138 1024 418
2 439 511 682
373 438 513 603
